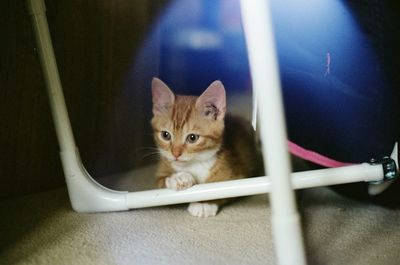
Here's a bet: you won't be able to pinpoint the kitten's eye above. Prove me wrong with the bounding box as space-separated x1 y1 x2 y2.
161 131 171 141
186 133 199 143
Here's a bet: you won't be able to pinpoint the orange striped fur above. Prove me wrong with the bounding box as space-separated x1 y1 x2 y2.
151 78 262 216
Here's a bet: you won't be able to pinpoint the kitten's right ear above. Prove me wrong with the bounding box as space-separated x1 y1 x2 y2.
152 78 175 115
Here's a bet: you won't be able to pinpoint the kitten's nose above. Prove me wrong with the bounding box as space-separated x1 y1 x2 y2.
172 147 183 159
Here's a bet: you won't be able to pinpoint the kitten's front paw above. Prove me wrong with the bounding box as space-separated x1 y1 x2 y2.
166 172 196 191
188 202 219 218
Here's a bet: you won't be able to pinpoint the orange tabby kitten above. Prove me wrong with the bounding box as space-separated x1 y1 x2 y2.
151 78 262 217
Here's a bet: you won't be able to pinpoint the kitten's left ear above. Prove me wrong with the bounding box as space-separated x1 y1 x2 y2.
196 80 226 120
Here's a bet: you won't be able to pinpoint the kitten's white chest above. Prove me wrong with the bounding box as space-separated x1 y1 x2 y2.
172 156 217 184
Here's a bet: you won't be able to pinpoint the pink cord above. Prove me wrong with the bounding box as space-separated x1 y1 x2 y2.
288 140 354 167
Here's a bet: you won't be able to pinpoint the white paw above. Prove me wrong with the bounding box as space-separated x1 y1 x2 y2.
188 202 219 218
165 172 196 191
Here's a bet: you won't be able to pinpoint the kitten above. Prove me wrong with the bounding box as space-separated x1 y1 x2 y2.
151 78 262 217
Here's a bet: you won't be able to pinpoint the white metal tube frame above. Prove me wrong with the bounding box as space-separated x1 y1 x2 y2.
240 1 307 263
27 0 398 264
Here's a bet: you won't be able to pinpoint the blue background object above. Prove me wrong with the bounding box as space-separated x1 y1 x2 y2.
132 0 399 163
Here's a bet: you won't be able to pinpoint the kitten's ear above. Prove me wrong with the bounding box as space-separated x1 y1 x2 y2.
196 80 226 120
152 78 175 115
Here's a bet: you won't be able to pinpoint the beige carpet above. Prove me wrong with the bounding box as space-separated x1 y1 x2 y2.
1 165 400 265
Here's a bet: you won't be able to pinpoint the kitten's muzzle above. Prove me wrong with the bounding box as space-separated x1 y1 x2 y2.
172 146 183 159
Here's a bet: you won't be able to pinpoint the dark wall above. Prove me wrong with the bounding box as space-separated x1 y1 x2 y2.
0 0 166 200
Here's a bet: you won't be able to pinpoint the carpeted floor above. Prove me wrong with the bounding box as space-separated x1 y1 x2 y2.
1 166 400 265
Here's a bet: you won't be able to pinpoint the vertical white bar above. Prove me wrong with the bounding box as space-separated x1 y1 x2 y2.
240 1 307 264
251 82 258 130
27 0 77 153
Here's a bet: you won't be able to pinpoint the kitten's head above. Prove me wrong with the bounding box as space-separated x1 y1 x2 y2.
151 78 226 165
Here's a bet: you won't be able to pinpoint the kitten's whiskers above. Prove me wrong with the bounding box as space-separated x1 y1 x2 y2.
136 146 162 163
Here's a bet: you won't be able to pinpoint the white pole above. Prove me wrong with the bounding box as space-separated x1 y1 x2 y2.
26 0 76 153
240 1 307 264
27 0 130 213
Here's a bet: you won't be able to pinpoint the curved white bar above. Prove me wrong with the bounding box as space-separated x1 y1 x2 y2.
27 0 129 212
239 1 306 264
60 149 129 212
